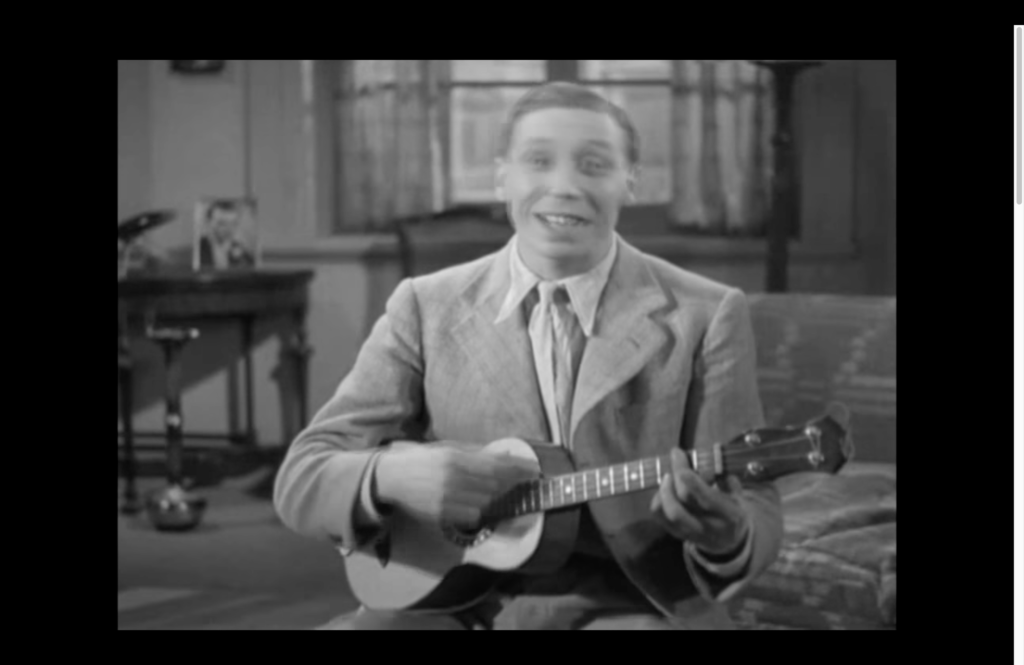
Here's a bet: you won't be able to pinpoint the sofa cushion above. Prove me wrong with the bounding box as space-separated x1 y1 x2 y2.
729 462 896 629
747 295 897 464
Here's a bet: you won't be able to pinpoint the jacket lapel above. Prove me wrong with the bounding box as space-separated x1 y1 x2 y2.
570 239 671 443
449 242 551 441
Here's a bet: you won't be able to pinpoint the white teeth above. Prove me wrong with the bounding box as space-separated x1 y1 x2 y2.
541 214 582 226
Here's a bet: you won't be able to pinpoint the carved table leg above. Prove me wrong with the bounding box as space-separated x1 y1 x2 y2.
146 326 207 532
161 334 188 486
241 315 257 447
288 306 313 441
119 309 140 515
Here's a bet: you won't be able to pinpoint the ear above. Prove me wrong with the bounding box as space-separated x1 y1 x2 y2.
625 164 640 203
494 158 507 202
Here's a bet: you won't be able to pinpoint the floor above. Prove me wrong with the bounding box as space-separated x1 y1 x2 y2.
116 469 359 630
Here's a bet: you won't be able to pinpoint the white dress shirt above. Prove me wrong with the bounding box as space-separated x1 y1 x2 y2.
493 234 618 447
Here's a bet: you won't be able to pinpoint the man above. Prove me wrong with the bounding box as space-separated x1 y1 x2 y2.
273 82 782 630
198 201 254 269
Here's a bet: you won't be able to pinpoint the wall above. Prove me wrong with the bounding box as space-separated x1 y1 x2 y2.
117 60 896 451
118 60 290 444
853 60 897 296
118 60 150 222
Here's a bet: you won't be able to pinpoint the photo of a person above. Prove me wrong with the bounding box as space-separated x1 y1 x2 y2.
193 198 258 270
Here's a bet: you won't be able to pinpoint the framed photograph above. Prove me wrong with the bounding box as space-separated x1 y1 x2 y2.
193 197 260 271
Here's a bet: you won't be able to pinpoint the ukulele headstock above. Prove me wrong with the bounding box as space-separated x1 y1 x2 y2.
720 403 854 483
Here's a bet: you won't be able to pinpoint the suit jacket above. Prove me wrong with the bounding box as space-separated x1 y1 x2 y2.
199 236 254 269
273 235 782 629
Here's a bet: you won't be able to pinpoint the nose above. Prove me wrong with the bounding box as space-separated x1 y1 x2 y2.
545 164 584 199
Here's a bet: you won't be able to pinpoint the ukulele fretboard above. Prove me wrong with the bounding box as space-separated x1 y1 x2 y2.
484 449 718 520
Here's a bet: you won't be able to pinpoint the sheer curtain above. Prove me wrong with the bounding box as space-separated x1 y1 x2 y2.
671 60 774 234
335 60 448 230
333 60 773 235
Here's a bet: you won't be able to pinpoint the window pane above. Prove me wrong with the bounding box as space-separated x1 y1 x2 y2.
589 85 672 204
352 60 396 86
580 60 671 81
452 60 545 82
450 87 526 202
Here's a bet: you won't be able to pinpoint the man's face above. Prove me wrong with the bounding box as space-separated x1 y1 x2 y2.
209 207 238 243
496 107 636 276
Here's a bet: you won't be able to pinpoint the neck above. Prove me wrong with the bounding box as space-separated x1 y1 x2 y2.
517 238 612 281
483 449 718 521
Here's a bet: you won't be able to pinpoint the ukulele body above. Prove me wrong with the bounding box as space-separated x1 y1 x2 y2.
344 438 579 614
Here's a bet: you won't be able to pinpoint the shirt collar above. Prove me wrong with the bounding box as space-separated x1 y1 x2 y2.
494 233 619 337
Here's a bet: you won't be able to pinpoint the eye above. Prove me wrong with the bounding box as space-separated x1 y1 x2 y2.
580 156 610 174
524 153 550 169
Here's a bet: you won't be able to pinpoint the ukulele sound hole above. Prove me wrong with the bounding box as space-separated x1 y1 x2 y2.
442 522 495 548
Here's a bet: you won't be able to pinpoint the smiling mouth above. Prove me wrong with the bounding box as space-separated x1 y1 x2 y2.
535 213 588 227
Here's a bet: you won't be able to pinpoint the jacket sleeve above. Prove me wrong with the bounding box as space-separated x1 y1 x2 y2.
272 277 427 553
679 287 783 602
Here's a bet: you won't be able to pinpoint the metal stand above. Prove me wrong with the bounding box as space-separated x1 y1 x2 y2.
142 325 208 532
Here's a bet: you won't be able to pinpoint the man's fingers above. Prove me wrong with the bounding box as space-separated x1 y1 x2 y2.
492 458 541 493
473 450 540 477
507 456 541 480
670 449 725 514
669 449 696 500
459 472 501 497
444 499 484 529
457 453 539 501
686 475 724 513
671 468 713 513
656 475 702 536
670 448 691 470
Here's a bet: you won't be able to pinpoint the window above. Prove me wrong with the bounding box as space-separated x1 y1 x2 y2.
449 61 546 202
328 60 774 236
578 60 673 204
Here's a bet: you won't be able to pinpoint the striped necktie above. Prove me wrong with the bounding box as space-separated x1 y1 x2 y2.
536 282 585 448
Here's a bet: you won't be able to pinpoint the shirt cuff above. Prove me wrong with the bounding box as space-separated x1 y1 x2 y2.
358 448 391 527
335 448 391 558
685 515 754 581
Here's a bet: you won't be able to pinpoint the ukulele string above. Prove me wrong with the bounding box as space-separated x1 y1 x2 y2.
491 432 840 515
536 434 831 483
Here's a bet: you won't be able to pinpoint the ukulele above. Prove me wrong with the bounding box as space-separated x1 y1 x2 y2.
343 405 853 614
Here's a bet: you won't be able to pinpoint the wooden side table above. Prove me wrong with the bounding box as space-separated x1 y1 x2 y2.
117 269 315 514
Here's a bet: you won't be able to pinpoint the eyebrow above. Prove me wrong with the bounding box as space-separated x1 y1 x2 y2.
520 139 615 151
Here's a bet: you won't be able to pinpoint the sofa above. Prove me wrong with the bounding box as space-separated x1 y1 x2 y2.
725 293 897 630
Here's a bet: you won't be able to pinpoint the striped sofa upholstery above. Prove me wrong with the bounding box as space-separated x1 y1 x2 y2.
730 294 897 630
746 294 897 464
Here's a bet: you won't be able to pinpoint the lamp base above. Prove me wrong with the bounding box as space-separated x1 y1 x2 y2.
144 484 208 532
